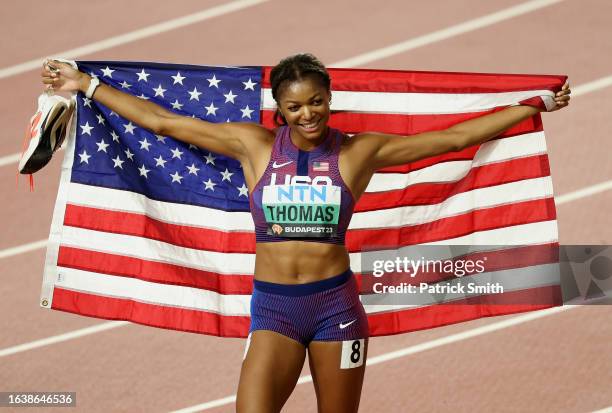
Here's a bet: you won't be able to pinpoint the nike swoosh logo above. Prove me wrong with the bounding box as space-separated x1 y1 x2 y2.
339 320 356 329
272 161 293 168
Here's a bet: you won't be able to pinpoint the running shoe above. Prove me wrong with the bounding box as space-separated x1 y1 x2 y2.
19 92 75 174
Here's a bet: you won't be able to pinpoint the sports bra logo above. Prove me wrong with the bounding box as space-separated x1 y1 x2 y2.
269 173 332 186
272 160 293 169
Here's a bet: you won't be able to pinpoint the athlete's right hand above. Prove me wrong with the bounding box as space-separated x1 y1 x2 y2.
40 59 85 93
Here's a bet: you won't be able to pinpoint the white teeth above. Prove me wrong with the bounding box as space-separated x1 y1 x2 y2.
301 121 318 129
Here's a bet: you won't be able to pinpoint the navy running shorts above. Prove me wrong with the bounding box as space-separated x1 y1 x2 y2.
249 269 369 346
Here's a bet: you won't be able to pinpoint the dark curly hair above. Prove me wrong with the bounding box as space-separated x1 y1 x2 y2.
270 53 331 125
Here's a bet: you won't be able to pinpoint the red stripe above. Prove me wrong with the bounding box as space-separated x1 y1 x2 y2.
261 107 544 136
262 66 567 94
367 285 562 336
57 246 253 294
346 198 557 251
52 288 250 337
63 204 256 253
356 155 551 211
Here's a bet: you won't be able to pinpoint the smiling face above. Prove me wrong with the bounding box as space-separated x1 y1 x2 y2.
276 75 331 149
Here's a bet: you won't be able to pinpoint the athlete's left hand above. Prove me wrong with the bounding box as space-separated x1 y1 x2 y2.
550 81 571 112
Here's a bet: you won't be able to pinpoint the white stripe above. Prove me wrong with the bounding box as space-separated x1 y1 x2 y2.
0 321 129 358
60 226 255 275
329 0 565 68
351 176 554 229
0 0 268 79
366 132 547 192
56 267 250 315
169 304 576 412
262 88 555 114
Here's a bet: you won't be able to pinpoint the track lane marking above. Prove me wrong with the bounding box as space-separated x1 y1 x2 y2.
0 0 269 80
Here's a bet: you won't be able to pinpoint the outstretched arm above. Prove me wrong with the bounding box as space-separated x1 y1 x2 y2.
355 83 571 170
40 60 271 163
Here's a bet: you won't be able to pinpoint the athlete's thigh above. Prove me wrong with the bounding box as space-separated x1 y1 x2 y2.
237 330 307 413
308 338 369 413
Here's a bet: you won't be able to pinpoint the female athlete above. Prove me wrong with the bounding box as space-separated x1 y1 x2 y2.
41 53 570 413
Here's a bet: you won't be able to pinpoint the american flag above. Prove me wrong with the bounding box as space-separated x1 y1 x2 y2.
40 60 566 337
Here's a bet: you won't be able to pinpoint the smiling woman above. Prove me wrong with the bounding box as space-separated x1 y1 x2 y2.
40 52 570 413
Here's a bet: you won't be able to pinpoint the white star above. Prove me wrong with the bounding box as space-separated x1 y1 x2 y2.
124 148 134 161
139 138 151 151
154 155 167 168
138 94 150 100
101 66 115 78
136 69 150 82
112 155 125 169
240 105 254 119
170 147 183 159
207 74 221 88
237 183 248 197
220 168 234 182
96 114 106 125
224 90 237 104
186 163 200 175
96 139 109 153
110 131 120 142
203 178 216 191
204 153 216 165
171 72 186 85
189 144 198 150
155 134 167 143
138 164 150 178
82 97 92 108
123 122 136 134
80 122 94 136
153 84 166 97
188 86 202 101
205 102 218 116
110 111 118 117
171 99 183 110
170 171 183 183
120 80 131 89
242 77 256 91
78 150 91 164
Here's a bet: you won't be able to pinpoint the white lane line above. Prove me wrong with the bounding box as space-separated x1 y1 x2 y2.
0 0 268 80
331 0 564 68
0 321 129 358
0 153 20 168
591 407 612 413
169 305 576 412
0 239 47 259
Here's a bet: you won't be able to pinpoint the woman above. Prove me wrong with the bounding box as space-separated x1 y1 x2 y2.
41 53 570 412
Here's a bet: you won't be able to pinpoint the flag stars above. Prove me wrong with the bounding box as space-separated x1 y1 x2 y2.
237 183 248 197
203 178 216 191
242 77 256 91
155 134 167 143
124 148 134 161
207 74 221 88
80 122 94 136
171 72 186 85
123 122 136 134
111 131 120 142
220 168 233 182
188 86 202 101
138 94 150 100
224 90 237 104
96 139 109 153
95 114 106 125
139 138 152 151
204 153 216 165
136 69 150 82
154 155 167 168
101 66 115 78
171 99 184 110
138 164 150 178
170 171 183 184
112 155 125 169
205 102 219 116
78 150 91 164
186 163 200 175
170 147 183 159
153 84 167 97
120 80 131 89
82 97 92 108
240 105 254 119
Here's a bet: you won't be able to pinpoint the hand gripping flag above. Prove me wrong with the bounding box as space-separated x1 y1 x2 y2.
40 60 567 337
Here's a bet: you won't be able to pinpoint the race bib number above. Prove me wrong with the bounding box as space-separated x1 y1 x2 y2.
340 339 365 369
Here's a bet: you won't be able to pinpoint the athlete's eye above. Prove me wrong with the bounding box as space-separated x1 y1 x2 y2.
288 106 299 112
312 99 322 105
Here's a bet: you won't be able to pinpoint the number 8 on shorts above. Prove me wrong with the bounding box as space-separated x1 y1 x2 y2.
340 339 365 369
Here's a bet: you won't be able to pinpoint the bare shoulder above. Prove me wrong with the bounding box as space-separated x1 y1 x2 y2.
340 131 384 157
